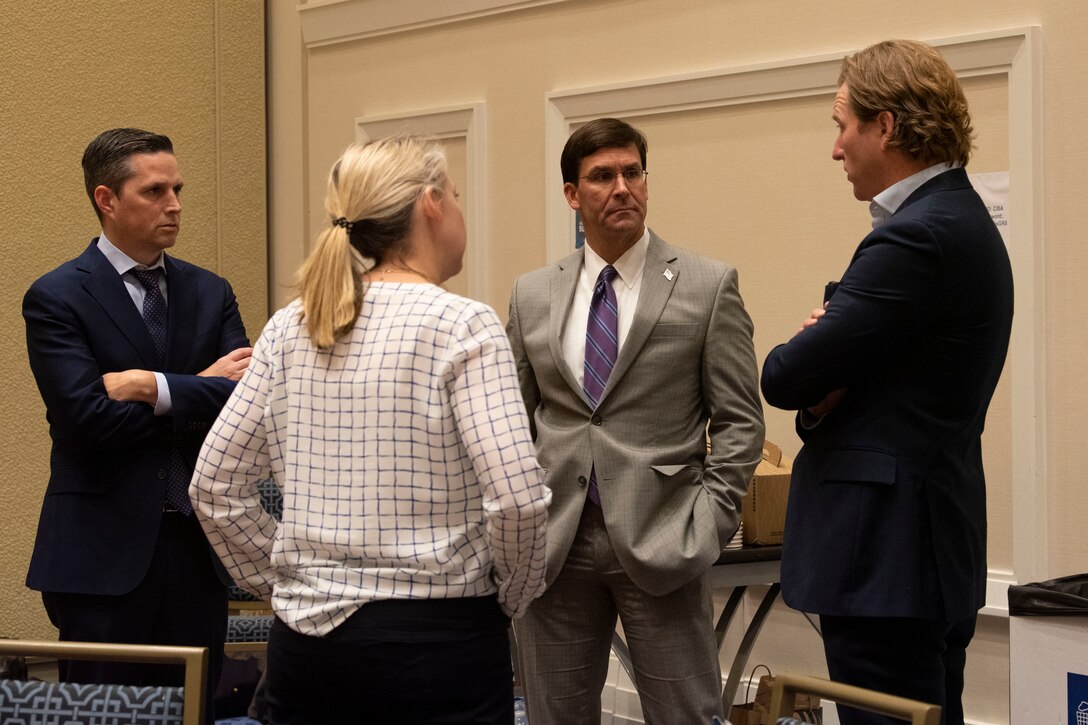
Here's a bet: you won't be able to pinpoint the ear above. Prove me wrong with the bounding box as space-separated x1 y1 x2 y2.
877 110 895 144
93 185 116 218
419 186 444 222
563 182 581 211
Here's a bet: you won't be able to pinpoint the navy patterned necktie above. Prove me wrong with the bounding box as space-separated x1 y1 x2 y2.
130 267 192 515
583 265 619 507
130 268 167 365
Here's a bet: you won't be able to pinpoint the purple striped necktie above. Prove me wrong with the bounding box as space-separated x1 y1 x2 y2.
584 265 618 507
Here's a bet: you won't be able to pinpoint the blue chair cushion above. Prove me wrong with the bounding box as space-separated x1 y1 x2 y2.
226 615 274 644
0 679 185 724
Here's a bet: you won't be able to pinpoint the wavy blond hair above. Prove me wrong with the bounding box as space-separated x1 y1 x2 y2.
840 39 974 166
296 136 448 349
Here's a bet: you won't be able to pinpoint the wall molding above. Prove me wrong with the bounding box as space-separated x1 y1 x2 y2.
545 28 1045 615
300 0 569 47
356 103 489 301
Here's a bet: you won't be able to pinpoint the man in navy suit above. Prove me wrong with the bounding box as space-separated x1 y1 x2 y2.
761 41 1013 725
22 128 251 718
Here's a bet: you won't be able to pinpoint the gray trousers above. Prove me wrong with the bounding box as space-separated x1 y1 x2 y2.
515 504 722 725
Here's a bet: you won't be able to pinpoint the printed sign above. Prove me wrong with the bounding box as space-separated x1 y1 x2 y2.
1070 672 1088 725
969 171 1009 246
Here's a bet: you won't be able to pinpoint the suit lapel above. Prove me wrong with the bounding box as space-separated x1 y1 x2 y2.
599 231 678 405
549 250 584 398
78 242 160 369
164 256 199 373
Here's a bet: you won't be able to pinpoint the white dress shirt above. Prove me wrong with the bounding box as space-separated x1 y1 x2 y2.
869 162 955 229
561 228 649 390
96 233 172 415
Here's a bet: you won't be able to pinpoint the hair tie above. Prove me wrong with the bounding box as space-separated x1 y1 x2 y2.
333 217 354 232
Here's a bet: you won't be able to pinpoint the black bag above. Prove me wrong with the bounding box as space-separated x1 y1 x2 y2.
1008 573 1088 616
214 654 263 719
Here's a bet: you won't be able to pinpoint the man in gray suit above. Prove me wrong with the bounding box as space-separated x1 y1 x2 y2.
507 118 765 724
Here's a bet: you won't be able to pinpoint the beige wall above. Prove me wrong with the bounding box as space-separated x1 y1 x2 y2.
0 1 266 640
270 2 1088 723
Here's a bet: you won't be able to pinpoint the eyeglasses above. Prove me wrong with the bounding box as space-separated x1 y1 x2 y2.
578 168 649 188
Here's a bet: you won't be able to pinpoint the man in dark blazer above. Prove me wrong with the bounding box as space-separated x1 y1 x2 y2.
508 118 764 724
22 128 251 718
761 41 1014 725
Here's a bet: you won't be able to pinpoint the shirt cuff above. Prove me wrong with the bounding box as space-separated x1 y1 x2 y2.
153 372 172 415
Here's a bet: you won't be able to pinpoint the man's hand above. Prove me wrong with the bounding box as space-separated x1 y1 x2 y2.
807 387 847 418
199 347 253 381
103 370 158 404
795 304 828 336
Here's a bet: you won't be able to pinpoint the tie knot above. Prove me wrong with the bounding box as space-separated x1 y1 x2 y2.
597 265 618 286
130 267 163 292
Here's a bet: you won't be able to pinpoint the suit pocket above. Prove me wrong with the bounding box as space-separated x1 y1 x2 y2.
650 464 687 476
819 448 896 486
649 323 698 338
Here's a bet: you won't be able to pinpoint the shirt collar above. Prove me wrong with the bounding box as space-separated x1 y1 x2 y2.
869 162 956 229
583 227 649 290
97 232 167 275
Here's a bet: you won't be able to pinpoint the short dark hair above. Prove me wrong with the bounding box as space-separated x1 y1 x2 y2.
560 118 648 185
82 128 175 220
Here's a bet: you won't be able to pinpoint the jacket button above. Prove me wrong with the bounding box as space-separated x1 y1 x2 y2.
591 414 602 426
157 468 168 480
578 476 587 487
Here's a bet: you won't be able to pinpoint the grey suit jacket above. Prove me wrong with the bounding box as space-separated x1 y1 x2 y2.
507 231 764 595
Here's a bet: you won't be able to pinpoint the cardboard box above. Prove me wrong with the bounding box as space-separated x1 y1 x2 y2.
741 440 792 546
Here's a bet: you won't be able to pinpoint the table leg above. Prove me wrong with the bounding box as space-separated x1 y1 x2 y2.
720 583 781 714
610 630 636 685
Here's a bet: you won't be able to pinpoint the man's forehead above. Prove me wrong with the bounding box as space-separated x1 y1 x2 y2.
832 86 851 118
126 152 181 180
582 145 641 167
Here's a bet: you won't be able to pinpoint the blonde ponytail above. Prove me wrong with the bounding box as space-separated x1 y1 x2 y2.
297 225 365 350
296 136 448 349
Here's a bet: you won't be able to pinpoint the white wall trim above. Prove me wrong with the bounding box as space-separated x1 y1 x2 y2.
545 28 1046 608
299 0 569 47
356 103 489 302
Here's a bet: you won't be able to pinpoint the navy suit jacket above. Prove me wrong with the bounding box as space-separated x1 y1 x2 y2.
761 168 1013 621
23 240 249 596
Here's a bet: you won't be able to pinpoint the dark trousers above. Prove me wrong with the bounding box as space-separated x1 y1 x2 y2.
265 596 512 725
42 512 227 725
820 614 977 725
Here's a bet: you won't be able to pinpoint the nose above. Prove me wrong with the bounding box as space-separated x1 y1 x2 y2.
612 175 630 196
832 138 844 161
166 191 182 213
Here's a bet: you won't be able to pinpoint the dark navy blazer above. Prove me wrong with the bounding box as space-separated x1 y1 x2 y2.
761 168 1013 621
23 240 249 596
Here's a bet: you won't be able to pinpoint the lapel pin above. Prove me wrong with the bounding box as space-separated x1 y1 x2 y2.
663 268 674 282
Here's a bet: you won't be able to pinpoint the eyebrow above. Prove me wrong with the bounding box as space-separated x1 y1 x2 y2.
141 180 184 192
587 163 642 173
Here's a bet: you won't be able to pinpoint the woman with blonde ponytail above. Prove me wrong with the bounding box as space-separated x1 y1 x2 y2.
191 136 550 724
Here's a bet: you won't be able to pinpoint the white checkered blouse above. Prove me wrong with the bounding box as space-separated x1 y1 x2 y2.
191 282 550 636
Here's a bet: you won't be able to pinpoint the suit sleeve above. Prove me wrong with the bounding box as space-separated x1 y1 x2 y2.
702 267 766 546
23 281 161 451
165 275 250 430
761 219 939 411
